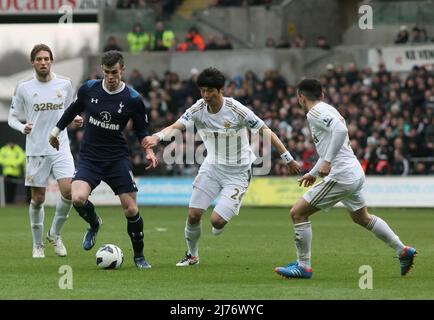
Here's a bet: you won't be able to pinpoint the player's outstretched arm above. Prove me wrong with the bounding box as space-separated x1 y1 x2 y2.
259 124 301 175
48 85 86 151
142 121 186 149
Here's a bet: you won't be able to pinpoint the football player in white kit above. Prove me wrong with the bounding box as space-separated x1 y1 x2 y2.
275 79 417 279
8 44 82 258
143 67 301 266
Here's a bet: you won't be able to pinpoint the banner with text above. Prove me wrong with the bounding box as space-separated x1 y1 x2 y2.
44 176 434 208
0 0 114 15
368 45 434 72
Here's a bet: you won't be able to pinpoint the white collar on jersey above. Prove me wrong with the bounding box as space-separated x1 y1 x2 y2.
102 79 125 95
33 72 56 83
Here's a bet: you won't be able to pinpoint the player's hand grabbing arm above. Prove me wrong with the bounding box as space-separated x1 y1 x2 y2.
142 121 186 149
259 124 301 175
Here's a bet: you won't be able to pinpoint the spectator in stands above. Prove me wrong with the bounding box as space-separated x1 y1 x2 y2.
0 142 25 204
419 27 429 42
294 34 306 48
177 27 206 52
150 20 175 51
103 36 123 52
276 37 291 49
162 0 181 19
265 37 276 48
129 69 147 96
127 22 150 54
219 36 234 50
316 35 330 50
411 26 424 43
205 35 220 50
184 68 201 102
413 162 428 175
391 150 409 175
394 25 409 44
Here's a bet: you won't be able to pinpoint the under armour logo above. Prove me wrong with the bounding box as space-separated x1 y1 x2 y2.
91 98 98 103
118 101 124 113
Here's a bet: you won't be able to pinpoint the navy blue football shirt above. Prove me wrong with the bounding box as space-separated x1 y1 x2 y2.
56 80 150 161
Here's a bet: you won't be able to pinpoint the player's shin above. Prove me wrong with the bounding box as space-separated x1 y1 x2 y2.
127 213 144 258
50 195 72 236
365 215 405 255
74 200 100 228
294 221 312 268
29 201 45 246
185 219 201 257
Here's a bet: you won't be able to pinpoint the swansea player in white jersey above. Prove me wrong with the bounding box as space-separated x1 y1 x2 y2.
275 79 417 279
143 67 301 266
8 44 83 258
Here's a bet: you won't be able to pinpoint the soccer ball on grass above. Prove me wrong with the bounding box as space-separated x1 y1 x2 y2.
96 244 124 269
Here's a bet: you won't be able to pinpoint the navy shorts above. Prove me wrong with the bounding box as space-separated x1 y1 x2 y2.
73 158 138 195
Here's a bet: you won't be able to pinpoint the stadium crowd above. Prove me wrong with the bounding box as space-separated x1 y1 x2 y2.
68 63 434 177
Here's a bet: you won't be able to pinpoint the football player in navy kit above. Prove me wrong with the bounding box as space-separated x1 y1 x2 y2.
49 51 157 269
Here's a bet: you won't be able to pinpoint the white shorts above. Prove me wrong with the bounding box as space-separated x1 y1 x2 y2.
303 176 366 212
25 152 75 187
189 164 252 222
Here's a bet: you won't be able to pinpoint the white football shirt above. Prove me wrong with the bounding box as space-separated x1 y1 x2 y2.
178 97 264 172
307 101 364 183
9 73 73 156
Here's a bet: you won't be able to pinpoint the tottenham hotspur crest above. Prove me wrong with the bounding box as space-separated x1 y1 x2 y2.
118 101 125 113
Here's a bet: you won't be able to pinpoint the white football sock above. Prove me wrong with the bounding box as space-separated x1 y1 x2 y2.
366 215 405 255
29 201 45 247
185 219 201 257
294 221 312 268
212 226 224 236
50 195 72 237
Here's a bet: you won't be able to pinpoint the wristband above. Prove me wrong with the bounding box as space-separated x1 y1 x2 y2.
50 127 61 138
280 151 294 163
153 131 165 141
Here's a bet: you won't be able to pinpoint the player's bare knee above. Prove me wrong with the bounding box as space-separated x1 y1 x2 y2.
351 208 371 227
60 190 72 201
211 218 226 230
31 194 45 207
123 204 138 217
31 197 44 208
188 208 203 224
72 194 87 207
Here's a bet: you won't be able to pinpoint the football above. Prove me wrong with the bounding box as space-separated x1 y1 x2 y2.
95 244 124 269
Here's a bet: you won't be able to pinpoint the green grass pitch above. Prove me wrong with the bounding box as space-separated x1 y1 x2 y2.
0 206 432 300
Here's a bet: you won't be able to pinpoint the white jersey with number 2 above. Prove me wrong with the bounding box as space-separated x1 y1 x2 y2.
178 97 264 172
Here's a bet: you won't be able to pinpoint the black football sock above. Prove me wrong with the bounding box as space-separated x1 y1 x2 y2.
74 200 100 229
127 213 144 258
